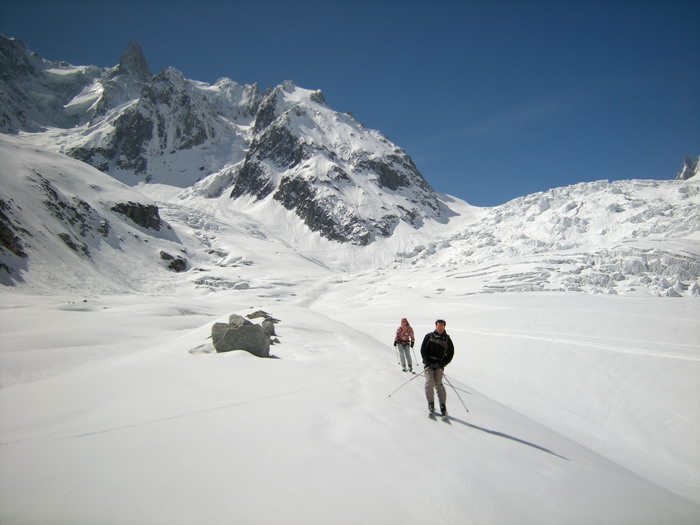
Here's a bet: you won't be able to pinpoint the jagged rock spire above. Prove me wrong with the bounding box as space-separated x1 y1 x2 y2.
676 156 699 181
116 42 152 82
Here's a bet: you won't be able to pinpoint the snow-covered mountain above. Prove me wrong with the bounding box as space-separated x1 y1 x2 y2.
1 34 699 297
3 131 698 297
1 35 441 245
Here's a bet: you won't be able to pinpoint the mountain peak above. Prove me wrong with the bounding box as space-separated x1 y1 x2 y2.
676 155 699 181
116 41 152 82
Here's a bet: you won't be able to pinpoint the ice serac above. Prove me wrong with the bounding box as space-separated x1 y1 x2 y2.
230 81 441 245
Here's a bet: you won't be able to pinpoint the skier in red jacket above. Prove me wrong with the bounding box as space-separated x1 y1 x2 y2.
393 318 415 372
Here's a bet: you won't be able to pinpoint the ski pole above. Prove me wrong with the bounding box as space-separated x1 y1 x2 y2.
387 370 424 397
394 343 400 365
443 374 469 413
411 345 418 367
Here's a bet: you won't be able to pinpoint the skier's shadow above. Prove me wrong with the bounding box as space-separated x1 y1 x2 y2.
447 416 569 460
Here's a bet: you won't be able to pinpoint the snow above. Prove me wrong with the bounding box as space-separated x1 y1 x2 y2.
1 136 699 524
1 289 699 524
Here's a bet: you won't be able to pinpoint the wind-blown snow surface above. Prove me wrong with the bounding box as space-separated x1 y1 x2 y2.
1 139 700 524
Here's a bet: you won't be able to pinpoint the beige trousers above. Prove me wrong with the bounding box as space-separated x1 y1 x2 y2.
424 368 447 405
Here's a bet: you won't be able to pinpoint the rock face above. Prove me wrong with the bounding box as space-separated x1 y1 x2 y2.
211 314 271 357
111 202 162 231
0 199 28 258
227 81 440 245
159 251 187 272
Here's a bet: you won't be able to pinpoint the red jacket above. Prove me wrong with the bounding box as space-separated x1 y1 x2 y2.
395 325 415 344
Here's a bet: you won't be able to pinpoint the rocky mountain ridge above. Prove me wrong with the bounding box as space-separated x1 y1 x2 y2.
1 35 441 245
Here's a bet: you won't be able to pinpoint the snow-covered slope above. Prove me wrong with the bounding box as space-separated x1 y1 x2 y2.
0 134 189 293
0 36 104 132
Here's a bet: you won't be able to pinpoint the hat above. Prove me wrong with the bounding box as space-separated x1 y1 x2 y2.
401 318 408 323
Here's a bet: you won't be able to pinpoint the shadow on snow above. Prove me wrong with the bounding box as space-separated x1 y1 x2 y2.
448 416 569 460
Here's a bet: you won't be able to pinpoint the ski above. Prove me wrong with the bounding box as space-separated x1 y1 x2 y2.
428 410 450 421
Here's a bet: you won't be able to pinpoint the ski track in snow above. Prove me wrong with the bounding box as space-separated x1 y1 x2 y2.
464 326 700 361
0 379 349 447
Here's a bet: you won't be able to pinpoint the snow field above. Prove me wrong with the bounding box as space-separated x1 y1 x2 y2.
1 286 699 524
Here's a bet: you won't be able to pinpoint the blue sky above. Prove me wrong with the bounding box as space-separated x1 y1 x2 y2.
2 0 698 206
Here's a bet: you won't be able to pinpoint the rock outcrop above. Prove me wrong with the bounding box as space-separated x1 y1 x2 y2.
211 314 271 357
676 156 699 181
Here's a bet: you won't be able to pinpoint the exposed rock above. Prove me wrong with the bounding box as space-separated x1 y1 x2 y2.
111 202 162 231
115 42 152 82
92 42 152 117
228 314 250 328
212 314 270 357
676 156 699 181
159 250 187 272
58 233 89 256
0 199 27 257
261 319 276 337
245 310 280 337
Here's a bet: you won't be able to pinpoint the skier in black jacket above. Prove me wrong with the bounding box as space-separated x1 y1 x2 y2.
420 319 454 416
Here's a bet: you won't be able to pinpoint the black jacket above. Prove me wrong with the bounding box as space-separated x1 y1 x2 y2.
420 330 454 369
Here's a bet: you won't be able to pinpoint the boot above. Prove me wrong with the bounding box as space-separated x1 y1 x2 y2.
428 402 435 415
440 404 447 416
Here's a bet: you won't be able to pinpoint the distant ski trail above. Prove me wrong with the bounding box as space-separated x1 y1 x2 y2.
463 327 700 361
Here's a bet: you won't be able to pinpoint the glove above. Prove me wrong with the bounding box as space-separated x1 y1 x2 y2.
410 342 414 348
393 341 397 347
